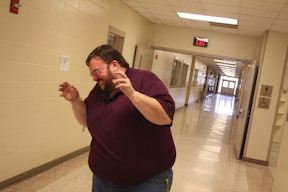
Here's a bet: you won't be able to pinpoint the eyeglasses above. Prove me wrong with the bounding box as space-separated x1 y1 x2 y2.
89 64 107 77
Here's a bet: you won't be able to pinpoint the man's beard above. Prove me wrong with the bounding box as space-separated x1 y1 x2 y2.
100 68 116 94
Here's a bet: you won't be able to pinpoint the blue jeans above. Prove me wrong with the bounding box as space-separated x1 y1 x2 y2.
92 169 173 192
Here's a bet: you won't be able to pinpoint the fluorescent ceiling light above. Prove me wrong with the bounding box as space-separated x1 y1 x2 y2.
217 63 236 68
219 67 235 71
214 59 237 65
177 12 238 25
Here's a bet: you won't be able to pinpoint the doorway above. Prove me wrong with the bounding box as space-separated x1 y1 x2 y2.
233 61 258 159
107 26 125 53
221 80 236 95
218 76 238 96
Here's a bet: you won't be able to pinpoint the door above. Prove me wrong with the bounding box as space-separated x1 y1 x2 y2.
221 80 236 95
107 26 125 53
233 61 258 159
133 44 154 71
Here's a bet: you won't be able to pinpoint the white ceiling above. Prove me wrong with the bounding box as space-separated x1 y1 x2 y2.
122 0 288 77
122 0 288 37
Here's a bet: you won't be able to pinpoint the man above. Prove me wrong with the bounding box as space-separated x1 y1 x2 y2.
59 44 176 192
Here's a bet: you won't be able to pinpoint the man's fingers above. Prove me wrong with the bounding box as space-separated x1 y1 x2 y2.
59 82 71 88
112 78 129 86
113 78 125 83
114 70 127 78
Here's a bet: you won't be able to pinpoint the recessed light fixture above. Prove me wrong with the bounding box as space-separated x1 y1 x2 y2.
217 63 236 68
214 59 237 65
177 12 238 25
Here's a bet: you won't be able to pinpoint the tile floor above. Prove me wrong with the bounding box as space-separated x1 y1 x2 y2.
1 94 273 192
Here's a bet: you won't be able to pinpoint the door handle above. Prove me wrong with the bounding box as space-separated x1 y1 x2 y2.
236 108 245 117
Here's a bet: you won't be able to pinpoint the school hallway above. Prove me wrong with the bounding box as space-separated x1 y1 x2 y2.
1 94 273 192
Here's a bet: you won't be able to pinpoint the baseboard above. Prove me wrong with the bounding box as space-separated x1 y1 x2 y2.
242 156 268 166
0 146 90 190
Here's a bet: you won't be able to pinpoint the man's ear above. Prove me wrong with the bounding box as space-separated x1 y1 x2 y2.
111 60 120 70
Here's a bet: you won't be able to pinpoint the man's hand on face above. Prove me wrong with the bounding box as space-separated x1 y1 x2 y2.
112 70 135 98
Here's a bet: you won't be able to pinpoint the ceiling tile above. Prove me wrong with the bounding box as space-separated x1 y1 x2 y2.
241 0 284 12
173 7 205 15
201 0 241 7
252 0 287 3
136 0 167 4
282 5 288 13
239 21 272 29
271 25 288 33
238 29 264 36
205 11 239 19
240 7 279 18
139 3 173 10
240 15 274 24
122 0 142 8
135 8 153 16
278 12 288 20
172 2 204 10
167 0 201 5
149 10 177 16
202 3 240 14
273 19 288 26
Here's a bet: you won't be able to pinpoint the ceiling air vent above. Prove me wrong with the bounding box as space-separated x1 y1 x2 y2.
210 22 238 29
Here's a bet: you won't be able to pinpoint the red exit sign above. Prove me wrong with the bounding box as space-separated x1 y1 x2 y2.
193 37 208 48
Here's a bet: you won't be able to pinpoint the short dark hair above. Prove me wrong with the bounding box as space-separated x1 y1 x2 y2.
86 44 129 68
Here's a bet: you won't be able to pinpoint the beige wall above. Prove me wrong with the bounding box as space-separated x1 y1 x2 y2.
152 24 258 60
151 50 193 109
1 0 288 190
0 0 153 182
135 49 207 109
273 60 288 192
186 57 207 104
244 31 288 162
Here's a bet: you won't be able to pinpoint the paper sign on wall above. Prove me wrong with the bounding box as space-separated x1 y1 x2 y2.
60 55 71 71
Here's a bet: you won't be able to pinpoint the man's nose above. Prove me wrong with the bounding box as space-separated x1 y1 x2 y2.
93 75 101 82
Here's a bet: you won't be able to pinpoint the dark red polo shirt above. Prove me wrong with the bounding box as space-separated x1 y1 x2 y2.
84 67 176 186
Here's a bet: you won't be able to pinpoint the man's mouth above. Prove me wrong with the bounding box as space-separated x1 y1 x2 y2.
97 80 105 89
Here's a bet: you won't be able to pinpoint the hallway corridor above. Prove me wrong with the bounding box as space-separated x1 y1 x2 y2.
171 94 272 191
1 94 273 192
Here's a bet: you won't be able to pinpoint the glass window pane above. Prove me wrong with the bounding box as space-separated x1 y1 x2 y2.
229 82 235 89
170 59 181 87
222 81 228 87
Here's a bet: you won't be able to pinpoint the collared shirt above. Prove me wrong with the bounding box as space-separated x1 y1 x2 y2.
84 67 176 186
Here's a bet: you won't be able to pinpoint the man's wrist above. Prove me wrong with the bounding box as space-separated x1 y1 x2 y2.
70 96 81 104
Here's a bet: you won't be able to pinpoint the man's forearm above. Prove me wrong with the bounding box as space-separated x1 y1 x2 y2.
128 91 171 125
71 97 87 128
